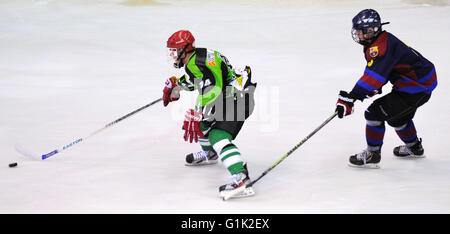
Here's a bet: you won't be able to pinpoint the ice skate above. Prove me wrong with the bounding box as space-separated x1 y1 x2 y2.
393 138 425 158
348 150 381 169
185 150 218 166
219 168 255 199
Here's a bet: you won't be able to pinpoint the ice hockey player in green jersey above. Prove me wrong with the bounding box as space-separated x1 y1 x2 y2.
162 30 257 199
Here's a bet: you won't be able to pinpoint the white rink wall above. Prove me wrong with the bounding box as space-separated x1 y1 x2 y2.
0 0 449 213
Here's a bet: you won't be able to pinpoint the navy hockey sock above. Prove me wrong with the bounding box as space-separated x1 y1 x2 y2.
366 120 385 152
364 110 385 152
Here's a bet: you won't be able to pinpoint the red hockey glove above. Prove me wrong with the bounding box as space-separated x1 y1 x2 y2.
162 76 180 107
335 90 356 118
183 109 204 143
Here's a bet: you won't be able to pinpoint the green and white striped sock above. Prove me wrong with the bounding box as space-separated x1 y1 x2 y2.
209 129 244 175
198 137 213 151
219 143 244 175
198 122 214 151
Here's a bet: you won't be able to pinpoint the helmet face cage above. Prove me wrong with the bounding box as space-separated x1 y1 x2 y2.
351 26 379 45
351 27 362 44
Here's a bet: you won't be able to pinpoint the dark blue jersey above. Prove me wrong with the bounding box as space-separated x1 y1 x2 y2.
350 31 437 100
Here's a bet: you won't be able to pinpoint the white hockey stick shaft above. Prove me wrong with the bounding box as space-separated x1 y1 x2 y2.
38 98 162 160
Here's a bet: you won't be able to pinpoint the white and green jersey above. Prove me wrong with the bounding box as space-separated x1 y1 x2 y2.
178 48 257 177
177 48 251 121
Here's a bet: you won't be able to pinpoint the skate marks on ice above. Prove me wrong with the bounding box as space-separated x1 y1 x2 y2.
120 0 449 7
401 0 448 6
120 0 168 6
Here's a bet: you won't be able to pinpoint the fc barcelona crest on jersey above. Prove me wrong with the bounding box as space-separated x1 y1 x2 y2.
369 46 379 57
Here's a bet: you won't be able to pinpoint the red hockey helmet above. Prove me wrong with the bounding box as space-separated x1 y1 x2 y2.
167 30 195 52
167 30 195 68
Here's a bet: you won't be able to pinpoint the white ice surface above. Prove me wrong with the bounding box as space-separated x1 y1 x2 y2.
0 0 449 214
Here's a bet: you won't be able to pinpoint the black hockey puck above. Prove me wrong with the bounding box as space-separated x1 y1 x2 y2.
9 162 18 168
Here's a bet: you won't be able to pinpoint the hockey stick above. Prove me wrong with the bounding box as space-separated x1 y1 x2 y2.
16 98 162 160
222 111 338 200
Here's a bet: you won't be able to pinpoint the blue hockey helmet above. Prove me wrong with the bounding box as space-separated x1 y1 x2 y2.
351 9 389 45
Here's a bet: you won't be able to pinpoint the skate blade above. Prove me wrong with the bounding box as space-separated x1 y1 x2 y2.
185 160 218 166
220 187 255 200
395 154 426 159
348 162 380 169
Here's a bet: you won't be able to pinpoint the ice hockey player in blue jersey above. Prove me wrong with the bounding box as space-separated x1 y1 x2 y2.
335 9 437 168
